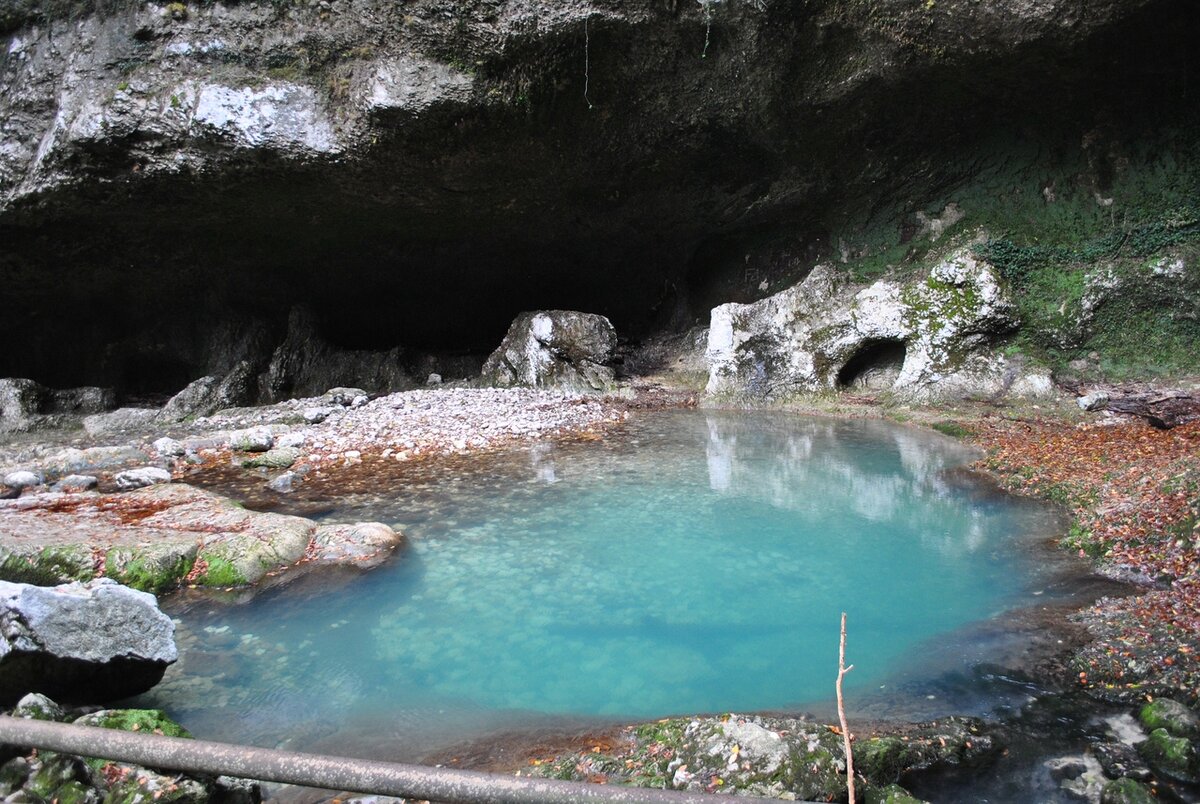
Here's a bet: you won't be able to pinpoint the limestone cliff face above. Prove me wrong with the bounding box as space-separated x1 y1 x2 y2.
0 0 1193 393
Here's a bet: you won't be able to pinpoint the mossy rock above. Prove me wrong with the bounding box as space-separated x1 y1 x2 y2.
865 782 928 804
240 447 300 470
73 709 190 739
194 517 312 587
1139 698 1200 740
1100 777 1157 804
12 693 67 722
0 757 31 796
105 544 197 594
0 545 94 586
103 769 210 804
49 780 100 804
26 754 89 799
1136 727 1198 783
190 553 248 587
854 736 921 783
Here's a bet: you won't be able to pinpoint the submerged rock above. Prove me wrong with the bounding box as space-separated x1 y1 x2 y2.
312 522 405 567
705 247 1050 402
481 310 617 392
0 578 176 704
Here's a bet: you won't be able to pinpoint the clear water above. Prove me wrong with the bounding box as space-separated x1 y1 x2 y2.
134 411 1068 761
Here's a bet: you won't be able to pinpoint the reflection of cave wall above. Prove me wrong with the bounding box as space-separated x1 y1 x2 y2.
836 340 907 391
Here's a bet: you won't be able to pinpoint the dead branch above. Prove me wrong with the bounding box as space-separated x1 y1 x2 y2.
837 612 855 803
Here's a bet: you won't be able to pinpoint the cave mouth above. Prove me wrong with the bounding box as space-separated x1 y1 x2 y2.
836 340 907 391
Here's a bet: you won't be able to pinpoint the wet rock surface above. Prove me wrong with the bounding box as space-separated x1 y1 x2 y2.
0 578 176 703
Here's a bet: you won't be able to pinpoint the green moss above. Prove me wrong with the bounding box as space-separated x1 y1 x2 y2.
1137 727 1198 783
47 780 98 804
27 754 88 798
194 554 247 587
0 547 94 585
854 737 919 784
77 709 191 739
1100 777 1156 804
1139 698 1200 740
865 782 926 804
106 549 192 594
930 420 969 438
1061 522 1103 559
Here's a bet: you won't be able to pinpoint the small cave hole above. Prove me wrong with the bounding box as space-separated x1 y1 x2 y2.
836 339 907 390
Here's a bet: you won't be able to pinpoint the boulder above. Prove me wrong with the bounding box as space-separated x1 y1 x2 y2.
2 472 41 492
0 578 177 703
241 447 300 469
227 427 274 452
0 382 114 433
11 692 66 722
49 475 97 493
1078 390 1111 411
159 361 255 422
0 380 45 431
153 437 186 458
481 310 617 392
260 307 413 402
82 407 158 436
47 387 113 415
114 467 172 491
705 248 1038 402
1139 698 1200 740
1101 778 1156 804
1137 727 1198 783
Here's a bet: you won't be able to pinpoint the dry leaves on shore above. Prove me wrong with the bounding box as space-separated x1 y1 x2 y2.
971 417 1200 699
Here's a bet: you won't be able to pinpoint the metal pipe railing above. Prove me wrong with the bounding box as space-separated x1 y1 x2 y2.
0 716 815 804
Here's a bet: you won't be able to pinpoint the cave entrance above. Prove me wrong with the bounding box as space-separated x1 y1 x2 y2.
836 339 907 390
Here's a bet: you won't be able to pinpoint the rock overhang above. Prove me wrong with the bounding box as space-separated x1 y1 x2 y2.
0 0 1196 393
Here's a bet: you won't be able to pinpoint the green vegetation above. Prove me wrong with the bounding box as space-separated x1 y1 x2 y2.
194 554 246 587
105 550 192 594
0 547 93 586
830 127 1200 380
930 420 969 438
